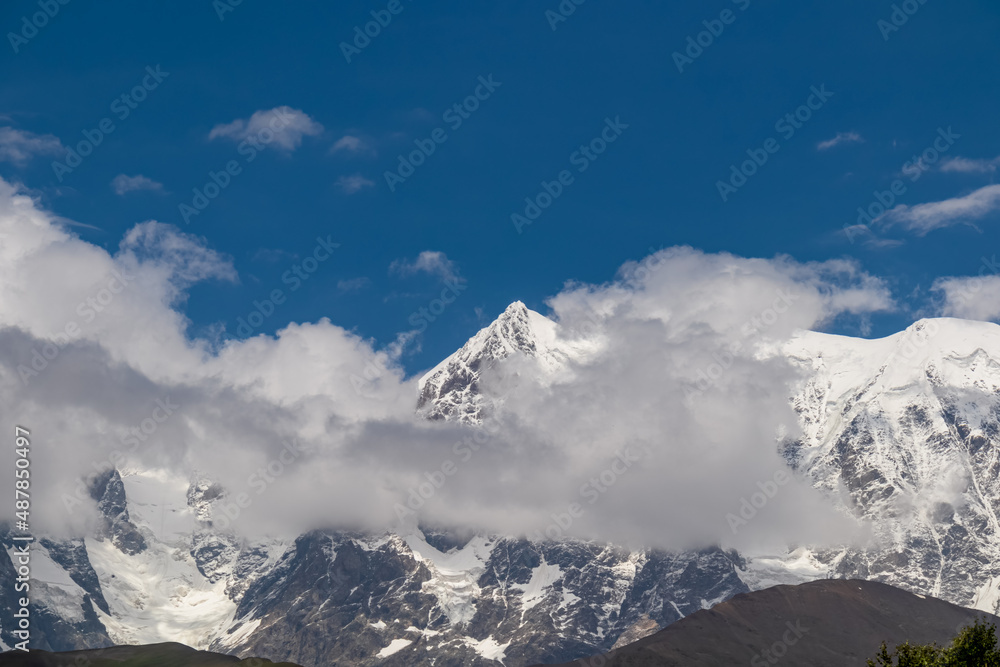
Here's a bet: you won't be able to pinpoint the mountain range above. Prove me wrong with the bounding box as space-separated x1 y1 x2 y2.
3 301 1000 665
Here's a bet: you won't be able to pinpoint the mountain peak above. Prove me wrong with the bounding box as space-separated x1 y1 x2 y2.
416 301 554 423
503 300 528 314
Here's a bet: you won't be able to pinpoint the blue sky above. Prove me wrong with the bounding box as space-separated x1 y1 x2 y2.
3 0 1000 375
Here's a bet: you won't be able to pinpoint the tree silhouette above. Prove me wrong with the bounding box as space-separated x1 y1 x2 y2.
867 619 1000 667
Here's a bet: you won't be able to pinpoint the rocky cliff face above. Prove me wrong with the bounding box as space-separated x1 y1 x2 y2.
213 530 747 666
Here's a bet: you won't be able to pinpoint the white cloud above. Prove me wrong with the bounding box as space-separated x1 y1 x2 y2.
331 135 372 155
390 250 461 283
0 127 64 165
932 274 1000 321
0 182 894 551
878 184 1000 236
940 156 1000 174
817 131 863 151
335 174 374 194
111 174 165 196
208 106 323 152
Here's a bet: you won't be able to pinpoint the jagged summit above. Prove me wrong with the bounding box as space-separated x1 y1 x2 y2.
416 301 568 423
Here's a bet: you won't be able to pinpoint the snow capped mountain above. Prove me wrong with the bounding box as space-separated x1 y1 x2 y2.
6 304 1000 664
416 301 593 423
784 318 1000 614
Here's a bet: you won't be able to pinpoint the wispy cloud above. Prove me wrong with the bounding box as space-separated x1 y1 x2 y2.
337 277 372 293
209 106 323 152
390 250 460 283
933 275 1000 322
817 131 863 151
111 174 165 196
330 135 373 156
940 155 1000 174
0 127 64 165
335 174 375 194
878 184 1000 236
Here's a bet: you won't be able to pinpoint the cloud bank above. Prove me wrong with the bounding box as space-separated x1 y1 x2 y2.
0 179 896 552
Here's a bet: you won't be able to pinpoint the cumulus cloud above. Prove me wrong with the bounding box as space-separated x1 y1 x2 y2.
0 127 64 165
390 250 461 283
940 155 1000 174
932 274 1000 321
335 174 374 194
0 180 896 551
111 174 165 196
817 131 863 151
208 106 323 152
878 184 1000 236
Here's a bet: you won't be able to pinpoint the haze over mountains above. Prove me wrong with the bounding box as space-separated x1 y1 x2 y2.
4 294 1000 665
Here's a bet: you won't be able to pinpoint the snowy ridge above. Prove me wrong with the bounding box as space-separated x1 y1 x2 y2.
780 318 1000 612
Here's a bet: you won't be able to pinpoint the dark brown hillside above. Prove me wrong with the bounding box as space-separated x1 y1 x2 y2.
543 579 1000 666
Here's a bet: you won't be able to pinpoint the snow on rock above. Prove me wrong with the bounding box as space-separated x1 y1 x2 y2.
463 635 511 663
87 468 237 649
25 544 89 623
376 638 413 658
401 531 495 625
513 556 563 615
